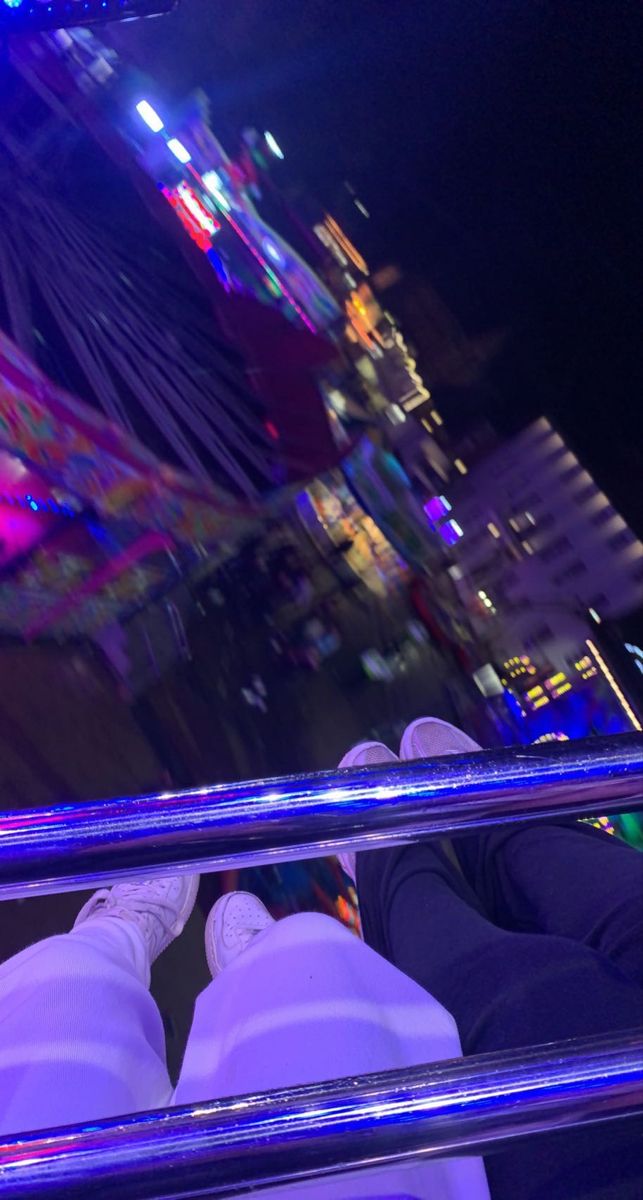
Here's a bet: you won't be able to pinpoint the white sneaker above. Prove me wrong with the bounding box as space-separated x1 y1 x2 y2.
400 716 481 761
74 874 199 964
337 741 399 881
205 891 275 978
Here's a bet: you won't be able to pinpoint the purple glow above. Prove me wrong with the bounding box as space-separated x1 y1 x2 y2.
424 494 451 524
439 519 464 546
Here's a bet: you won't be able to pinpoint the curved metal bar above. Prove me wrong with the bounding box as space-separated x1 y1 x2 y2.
0 733 642 899
0 1030 641 1199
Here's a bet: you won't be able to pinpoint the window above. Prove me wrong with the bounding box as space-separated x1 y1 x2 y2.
591 506 615 527
540 536 572 563
543 445 568 465
608 528 637 552
553 561 588 585
576 482 600 504
560 463 583 484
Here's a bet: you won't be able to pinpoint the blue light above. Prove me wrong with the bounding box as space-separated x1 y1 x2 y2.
2 0 24 9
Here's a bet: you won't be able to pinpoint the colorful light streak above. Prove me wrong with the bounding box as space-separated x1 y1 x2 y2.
586 639 642 731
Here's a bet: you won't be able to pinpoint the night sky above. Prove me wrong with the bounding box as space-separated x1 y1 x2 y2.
113 1 643 531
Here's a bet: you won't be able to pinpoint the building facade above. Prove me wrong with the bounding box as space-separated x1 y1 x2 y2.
446 416 643 669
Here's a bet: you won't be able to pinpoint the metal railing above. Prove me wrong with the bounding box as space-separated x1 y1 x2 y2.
1 1030 641 1200
0 732 642 1197
0 733 642 900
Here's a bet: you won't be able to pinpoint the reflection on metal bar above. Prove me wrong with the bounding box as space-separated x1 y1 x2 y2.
1 1030 641 1200
1 733 642 900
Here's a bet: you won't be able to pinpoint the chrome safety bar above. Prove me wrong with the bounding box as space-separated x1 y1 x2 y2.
1 1030 641 1199
0 733 642 900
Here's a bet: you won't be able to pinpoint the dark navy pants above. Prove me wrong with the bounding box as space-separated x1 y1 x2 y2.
357 823 643 1200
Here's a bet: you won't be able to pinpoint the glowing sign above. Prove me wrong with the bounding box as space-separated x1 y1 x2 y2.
161 184 220 252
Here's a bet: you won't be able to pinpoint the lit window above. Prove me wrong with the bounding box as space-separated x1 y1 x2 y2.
454 458 468 475
487 522 501 538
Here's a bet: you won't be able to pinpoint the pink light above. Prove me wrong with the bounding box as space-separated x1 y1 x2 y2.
424 494 452 524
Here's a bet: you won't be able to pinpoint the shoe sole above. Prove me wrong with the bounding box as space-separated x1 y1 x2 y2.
338 741 399 769
400 717 481 761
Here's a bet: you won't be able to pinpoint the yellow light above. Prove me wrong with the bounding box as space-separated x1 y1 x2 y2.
527 685 544 699
454 458 468 475
509 518 519 531
532 695 550 709
586 639 642 731
552 682 572 697
523 541 534 555
421 418 433 434
487 522 501 538
546 672 567 688
404 393 431 413
430 409 443 426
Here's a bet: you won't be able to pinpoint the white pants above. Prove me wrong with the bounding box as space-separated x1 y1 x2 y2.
0 910 489 1200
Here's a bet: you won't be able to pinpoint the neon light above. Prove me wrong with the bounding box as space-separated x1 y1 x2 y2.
324 215 368 275
202 171 231 212
586 639 642 731
186 164 317 333
167 138 191 164
439 519 463 546
135 100 164 133
264 131 284 159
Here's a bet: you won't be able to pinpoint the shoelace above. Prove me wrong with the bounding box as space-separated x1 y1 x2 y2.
92 883 180 931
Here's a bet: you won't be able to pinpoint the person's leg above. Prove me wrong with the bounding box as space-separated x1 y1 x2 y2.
457 821 643 989
357 840 643 1200
176 891 489 1200
0 875 197 1136
400 717 643 990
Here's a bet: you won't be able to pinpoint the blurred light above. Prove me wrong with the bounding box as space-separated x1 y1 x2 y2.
588 607 602 624
532 695 550 709
424 494 452 524
551 682 572 697
135 100 164 133
3 0 24 8
430 409 443 426
487 522 501 538
525 511 536 525
477 589 487 599
202 171 231 211
454 457 468 475
545 672 567 688
527 685 544 699
421 418 434 434
439 519 463 545
354 198 370 218
509 518 520 531
586 639 642 731
386 404 406 425
167 138 191 164
262 238 283 264
264 131 284 159
522 540 534 555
